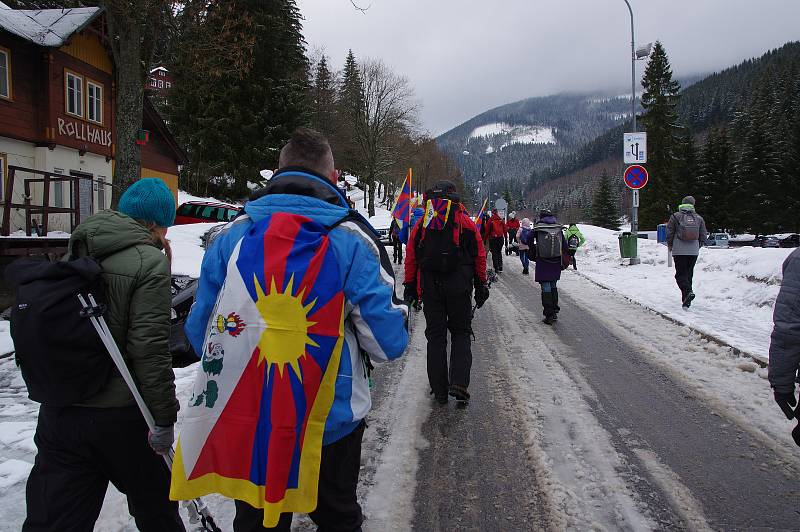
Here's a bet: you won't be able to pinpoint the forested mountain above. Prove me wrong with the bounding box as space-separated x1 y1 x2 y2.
436 92 636 185
528 41 800 233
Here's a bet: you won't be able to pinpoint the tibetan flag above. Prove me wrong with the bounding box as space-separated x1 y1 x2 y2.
391 168 413 224
423 198 452 230
171 212 346 528
474 198 488 230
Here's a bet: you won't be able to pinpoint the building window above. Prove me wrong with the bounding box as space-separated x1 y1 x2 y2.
87 80 103 124
97 177 106 210
165 81 171 89
159 70 165 77
66 71 83 117
0 153 6 200
157 79 163 89
0 47 10 100
52 168 64 208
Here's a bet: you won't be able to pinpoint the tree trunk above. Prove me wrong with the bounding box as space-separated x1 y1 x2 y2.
106 9 144 208
367 174 375 217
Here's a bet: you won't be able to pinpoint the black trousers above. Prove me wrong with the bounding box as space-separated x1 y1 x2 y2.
506 229 518 255
23 406 184 532
392 240 403 264
421 272 474 396
568 249 577 269
673 255 698 296
489 237 504 271
233 421 366 532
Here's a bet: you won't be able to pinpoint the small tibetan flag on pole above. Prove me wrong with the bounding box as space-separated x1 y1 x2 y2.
391 168 413 225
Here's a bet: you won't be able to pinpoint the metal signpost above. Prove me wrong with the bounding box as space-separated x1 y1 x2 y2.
624 132 647 164
623 164 648 265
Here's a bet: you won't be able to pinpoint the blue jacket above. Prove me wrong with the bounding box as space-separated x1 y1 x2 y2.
185 169 409 444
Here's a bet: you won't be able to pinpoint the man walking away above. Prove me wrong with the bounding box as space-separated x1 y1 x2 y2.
404 181 489 405
389 217 403 264
524 209 568 325
176 128 409 531
768 248 800 444
666 196 708 308
506 213 521 256
564 223 586 270
486 208 506 273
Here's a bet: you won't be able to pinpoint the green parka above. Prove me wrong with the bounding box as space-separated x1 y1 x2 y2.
68 211 178 425
564 225 586 250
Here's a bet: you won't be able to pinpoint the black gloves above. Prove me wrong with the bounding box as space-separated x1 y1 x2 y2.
403 283 419 308
774 390 797 420
474 282 490 309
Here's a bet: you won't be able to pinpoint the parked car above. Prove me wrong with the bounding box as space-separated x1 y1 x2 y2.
375 225 392 246
779 234 800 248
175 201 241 225
706 232 730 248
762 236 781 248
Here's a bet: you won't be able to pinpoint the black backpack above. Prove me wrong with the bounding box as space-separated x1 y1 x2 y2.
415 217 461 273
5 257 113 406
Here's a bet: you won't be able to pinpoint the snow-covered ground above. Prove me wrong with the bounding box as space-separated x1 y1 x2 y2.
574 224 792 363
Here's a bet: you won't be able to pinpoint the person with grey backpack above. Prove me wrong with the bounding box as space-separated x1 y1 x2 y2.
523 209 569 324
666 195 708 308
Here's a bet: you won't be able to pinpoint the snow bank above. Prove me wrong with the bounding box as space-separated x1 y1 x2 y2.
177 190 241 207
575 224 792 362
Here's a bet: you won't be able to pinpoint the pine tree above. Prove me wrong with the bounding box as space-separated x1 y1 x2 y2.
673 133 698 198
638 41 681 228
170 0 309 197
591 172 620 229
699 128 733 232
310 55 337 139
335 50 366 179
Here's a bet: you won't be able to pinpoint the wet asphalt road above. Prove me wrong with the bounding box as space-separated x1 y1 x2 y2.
409 262 800 531
410 305 548 531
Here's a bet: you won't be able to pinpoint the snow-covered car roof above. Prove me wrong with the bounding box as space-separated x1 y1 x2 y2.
0 4 101 47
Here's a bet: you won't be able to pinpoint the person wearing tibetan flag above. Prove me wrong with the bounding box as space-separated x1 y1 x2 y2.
174 128 409 531
403 181 489 405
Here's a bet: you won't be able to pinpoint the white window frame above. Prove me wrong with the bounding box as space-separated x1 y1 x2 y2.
0 47 10 100
86 79 103 125
65 70 84 118
52 167 64 208
96 176 107 210
157 79 163 89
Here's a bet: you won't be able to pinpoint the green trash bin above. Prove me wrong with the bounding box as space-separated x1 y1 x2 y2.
618 232 637 259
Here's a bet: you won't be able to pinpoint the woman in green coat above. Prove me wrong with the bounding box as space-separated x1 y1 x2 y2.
24 178 185 532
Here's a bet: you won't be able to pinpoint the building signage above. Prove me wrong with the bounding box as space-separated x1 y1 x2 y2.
57 117 112 147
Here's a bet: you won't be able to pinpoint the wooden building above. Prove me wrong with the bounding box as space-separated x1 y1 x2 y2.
0 3 186 236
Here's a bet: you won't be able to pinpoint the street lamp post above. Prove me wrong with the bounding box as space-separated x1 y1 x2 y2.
623 0 641 265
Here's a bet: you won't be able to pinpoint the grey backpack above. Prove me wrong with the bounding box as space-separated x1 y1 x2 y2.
534 224 564 259
676 212 700 241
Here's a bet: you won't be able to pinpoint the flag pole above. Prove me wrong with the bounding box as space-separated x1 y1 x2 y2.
407 168 413 225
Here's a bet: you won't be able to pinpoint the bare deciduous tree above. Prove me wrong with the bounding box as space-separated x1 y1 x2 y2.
356 58 419 216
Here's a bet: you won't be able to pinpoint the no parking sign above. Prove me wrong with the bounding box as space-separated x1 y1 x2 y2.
624 165 648 190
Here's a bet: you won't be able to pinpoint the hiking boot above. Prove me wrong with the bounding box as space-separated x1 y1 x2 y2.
682 291 695 308
448 384 470 404
430 388 448 404
522 268 529 275
542 315 555 325
552 313 559 322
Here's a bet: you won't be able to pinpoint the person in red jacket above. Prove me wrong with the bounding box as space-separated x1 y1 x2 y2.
404 181 489 405
505 212 521 256
486 209 506 272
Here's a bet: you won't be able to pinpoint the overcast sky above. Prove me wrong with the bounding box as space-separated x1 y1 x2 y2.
296 0 800 136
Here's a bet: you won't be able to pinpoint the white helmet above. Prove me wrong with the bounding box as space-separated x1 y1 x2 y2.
509 212 516 219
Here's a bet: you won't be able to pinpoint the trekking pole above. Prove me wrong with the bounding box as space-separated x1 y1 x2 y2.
78 294 222 532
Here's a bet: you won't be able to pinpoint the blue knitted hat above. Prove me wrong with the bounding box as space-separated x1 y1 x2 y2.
118 178 176 227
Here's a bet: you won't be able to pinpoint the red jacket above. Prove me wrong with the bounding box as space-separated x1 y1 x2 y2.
486 214 506 239
506 218 521 231
404 204 488 289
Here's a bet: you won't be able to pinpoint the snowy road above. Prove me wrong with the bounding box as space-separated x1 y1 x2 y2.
1 258 797 530
394 262 799 530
